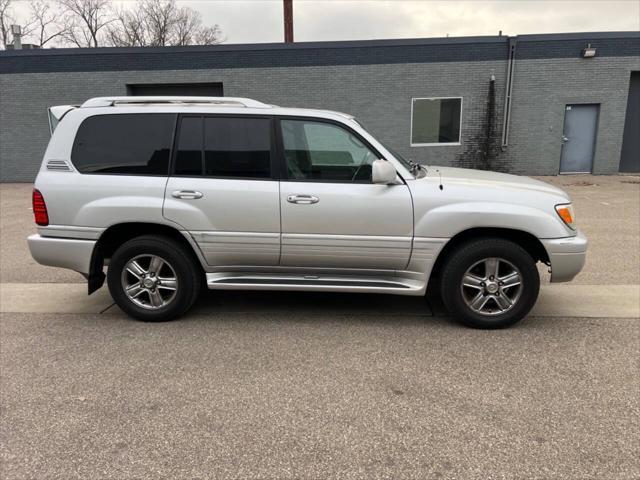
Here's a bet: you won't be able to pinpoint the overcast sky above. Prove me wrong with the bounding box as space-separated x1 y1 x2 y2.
190 0 640 43
11 0 640 44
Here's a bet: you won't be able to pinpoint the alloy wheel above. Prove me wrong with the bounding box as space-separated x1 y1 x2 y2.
120 254 178 309
460 257 523 316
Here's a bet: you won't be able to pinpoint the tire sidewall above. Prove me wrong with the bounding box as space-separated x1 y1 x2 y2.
107 237 198 322
441 239 540 328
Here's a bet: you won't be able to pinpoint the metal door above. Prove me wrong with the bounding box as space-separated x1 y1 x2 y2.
163 115 281 267
279 181 413 270
560 104 599 174
277 118 413 271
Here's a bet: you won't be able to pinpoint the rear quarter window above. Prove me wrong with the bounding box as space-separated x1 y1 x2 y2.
71 113 176 175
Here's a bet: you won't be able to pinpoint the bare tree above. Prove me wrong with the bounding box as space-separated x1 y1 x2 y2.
171 5 201 46
107 4 146 47
2 0 223 49
0 0 14 47
106 0 223 47
174 7 223 46
57 0 112 47
141 0 176 46
28 0 69 47
195 24 223 46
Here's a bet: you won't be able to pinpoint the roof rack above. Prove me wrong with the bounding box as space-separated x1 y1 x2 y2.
81 96 275 109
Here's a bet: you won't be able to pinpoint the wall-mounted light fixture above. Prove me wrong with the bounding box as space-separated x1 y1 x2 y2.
582 43 597 58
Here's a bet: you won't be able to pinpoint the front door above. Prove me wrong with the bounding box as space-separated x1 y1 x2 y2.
163 115 280 267
278 118 413 270
559 104 599 174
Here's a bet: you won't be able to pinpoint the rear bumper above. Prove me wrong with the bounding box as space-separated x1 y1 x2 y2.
28 234 96 276
541 229 588 283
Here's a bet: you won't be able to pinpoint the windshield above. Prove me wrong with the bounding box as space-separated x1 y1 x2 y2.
352 118 424 177
382 144 412 171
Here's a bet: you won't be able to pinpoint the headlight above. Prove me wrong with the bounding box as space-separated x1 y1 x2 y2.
555 203 576 230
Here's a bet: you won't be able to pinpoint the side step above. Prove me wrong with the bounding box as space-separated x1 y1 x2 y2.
206 273 424 295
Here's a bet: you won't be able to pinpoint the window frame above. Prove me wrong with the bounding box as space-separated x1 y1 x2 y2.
274 116 386 184
410 96 463 147
170 113 279 181
71 113 178 177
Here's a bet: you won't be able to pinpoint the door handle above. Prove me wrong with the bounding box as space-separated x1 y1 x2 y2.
562 135 570 143
287 194 319 204
172 190 203 200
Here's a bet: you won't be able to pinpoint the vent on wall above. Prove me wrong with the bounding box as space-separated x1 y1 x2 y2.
46 160 72 171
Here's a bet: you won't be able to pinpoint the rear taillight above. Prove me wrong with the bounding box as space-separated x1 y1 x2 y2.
32 189 49 226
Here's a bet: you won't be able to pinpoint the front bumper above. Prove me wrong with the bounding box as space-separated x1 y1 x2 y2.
541 229 588 283
28 234 96 276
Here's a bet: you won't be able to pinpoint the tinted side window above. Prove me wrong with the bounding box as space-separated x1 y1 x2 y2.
204 117 271 178
72 114 175 175
175 116 203 176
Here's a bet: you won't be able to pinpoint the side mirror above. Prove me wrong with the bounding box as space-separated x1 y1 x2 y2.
372 159 397 184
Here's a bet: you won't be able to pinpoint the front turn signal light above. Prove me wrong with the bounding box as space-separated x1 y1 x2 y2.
555 204 575 230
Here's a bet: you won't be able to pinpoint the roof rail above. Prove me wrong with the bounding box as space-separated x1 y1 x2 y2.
81 96 274 109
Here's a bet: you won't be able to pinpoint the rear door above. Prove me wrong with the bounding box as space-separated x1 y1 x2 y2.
277 118 413 270
163 115 281 267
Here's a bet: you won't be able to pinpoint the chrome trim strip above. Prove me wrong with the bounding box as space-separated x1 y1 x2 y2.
206 272 424 295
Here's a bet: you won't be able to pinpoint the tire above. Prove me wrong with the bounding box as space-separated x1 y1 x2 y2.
440 238 540 329
107 235 201 322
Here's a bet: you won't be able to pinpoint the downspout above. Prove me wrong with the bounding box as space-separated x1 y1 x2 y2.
501 36 517 150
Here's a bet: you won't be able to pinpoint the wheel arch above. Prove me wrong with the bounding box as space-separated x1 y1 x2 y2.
88 222 205 294
429 227 549 284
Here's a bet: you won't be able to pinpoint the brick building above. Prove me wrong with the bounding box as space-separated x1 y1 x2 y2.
0 31 638 182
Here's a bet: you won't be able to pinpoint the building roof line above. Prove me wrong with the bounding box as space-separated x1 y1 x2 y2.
1 31 637 57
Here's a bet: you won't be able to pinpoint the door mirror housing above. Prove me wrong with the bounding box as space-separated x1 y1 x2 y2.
372 159 397 184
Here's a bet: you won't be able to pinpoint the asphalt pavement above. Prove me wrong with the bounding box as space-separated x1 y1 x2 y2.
1 312 638 479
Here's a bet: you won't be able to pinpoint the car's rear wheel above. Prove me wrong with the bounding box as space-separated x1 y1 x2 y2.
440 238 540 328
107 235 201 322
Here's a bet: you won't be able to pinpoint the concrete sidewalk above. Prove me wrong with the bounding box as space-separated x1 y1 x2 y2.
1 282 638 318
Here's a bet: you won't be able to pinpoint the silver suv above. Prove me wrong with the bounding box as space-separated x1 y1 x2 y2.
29 96 587 328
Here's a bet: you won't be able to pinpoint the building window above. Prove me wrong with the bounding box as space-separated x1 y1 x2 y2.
411 97 462 146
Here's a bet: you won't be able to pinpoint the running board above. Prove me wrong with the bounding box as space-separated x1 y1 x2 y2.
205 273 424 295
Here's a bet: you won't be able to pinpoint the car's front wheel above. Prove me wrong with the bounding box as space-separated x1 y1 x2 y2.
107 235 201 322
440 238 540 328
